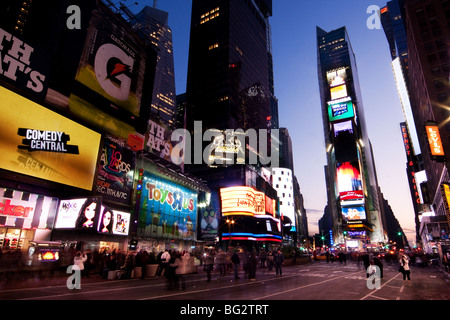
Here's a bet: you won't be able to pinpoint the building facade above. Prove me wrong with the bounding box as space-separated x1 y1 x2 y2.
404 0 450 254
317 26 385 248
184 0 282 250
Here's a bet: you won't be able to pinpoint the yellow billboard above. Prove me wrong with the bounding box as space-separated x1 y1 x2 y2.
0 86 101 190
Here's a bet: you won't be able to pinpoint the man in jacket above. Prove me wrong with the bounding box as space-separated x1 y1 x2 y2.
274 249 284 276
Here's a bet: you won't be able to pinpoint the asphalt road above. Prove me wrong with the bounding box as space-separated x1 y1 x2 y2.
1 260 449 302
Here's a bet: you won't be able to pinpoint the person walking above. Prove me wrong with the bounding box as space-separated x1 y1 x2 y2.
246 251 257 281
399 254 411 286
73 251 87 277
267 251 274 271
203 252 214 282
231 250 240 279
274 249 284 276
159 249 170 277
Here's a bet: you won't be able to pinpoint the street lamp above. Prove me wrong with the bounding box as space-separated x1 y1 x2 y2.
226 219 235 248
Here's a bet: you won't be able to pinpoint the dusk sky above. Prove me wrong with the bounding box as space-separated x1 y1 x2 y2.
131 0 417 243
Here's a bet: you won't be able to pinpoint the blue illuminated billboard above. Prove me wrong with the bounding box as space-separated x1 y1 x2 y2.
139 171 198 240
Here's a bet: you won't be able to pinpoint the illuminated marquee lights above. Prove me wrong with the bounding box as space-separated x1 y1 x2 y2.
220 186 275 217
222 233 282 243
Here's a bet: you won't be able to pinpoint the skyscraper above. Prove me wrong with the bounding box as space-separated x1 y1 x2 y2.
133 5 177 129
317 26 385 246
186 0 275 133
381 0 427 243
185 0 282 250
404 0 450 244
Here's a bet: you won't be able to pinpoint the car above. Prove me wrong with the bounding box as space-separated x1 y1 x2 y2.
311 252 328 260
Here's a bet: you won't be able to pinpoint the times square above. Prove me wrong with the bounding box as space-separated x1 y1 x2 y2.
0 0 450 316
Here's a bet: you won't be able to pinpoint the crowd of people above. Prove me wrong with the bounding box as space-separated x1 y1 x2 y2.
199 248 286 283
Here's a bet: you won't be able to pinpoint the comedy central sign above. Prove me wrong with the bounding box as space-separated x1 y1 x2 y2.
17 129 79 154
0 86 101 190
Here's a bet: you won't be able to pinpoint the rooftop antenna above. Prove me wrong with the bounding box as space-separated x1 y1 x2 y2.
153 0 158 8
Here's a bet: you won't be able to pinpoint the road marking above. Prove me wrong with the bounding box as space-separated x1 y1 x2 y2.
359 272 401 300
253 274 348 300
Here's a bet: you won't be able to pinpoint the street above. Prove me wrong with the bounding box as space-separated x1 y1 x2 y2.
1 260 449 301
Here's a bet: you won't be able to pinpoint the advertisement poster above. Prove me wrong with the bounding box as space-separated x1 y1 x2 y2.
342 206 367 221
96 136 135 205
220 186 266 216
55 198 101 229
139 171 198 240
73 6 146 118
0 87 101 190
97 206 130 236
199 191 220 241
0 27 48 98
144 119 184 167
336 161 364 205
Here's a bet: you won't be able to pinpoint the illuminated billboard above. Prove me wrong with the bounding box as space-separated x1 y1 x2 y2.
342 206 366 221
425 122 445 161
0 86 101 190
97 206 131 236
55 198 101 229
336 161 364 206
0 189 57 230
327 67 347 88
330 84 348 100
73 6 146 118
55 197 130 236
139 171 198 240
96 136 135 205
328 97 354 122
220 187 266 216
334 120 353 137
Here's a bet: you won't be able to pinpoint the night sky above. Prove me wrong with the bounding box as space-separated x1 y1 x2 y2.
130 0 416 243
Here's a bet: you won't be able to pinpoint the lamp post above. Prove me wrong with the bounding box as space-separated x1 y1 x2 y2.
227 218 235 249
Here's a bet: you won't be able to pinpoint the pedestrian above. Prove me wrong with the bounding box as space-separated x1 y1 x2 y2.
166 251 178 290
123 252 134 279
231 250 240 279
274 249 284 276
246 251 257 280
325 250 330 263
260 250 267 268
267 251 274 271
159 249 170 277
373 256 383 278
203 252 214 282
399 254 411 285
362 253 370 277
73 251 87 277
217 249 227 276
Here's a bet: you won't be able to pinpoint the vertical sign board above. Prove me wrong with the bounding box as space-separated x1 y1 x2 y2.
400 123 421 206
425 122 445 161
440 184 450 227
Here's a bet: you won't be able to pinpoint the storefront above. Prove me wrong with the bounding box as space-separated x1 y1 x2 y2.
134 155 209 253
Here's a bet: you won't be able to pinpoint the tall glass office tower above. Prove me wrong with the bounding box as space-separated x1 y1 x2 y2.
133 6 177 129
317 26 385 245
186 0 275 133
184 0 284 250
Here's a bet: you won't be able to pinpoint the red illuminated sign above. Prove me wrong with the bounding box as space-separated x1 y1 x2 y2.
0 199 34 218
